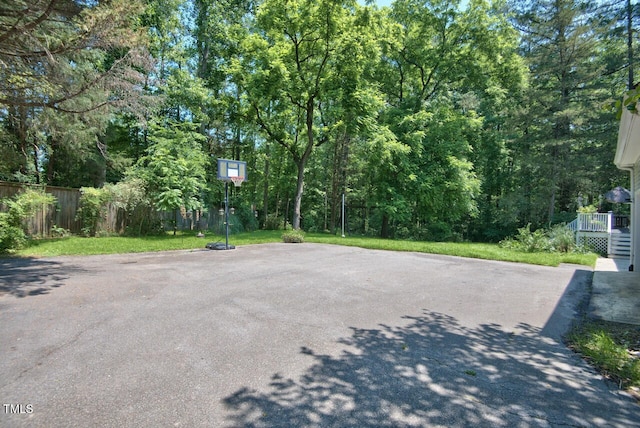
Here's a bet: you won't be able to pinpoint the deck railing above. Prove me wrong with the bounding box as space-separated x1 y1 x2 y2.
567 213 614 233
568 212 631 257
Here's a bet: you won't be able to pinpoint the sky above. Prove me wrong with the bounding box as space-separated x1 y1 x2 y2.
358 0 393 7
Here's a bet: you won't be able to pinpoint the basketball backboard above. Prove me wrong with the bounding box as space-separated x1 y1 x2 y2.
217 159 247 182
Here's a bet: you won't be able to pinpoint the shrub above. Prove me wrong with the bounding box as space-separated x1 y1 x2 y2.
0 217 26 253
282 229 305 243
76 187 111 236
0 189 56 253
547 224 576 253
264 214 284 230
50 225 71 238
499 223 583 254
500 224 551 252
577 204 598 214
235 204 259 233
105 179 157 236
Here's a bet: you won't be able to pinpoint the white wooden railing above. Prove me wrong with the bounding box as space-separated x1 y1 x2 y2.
577 212 611 233
568 212 630 232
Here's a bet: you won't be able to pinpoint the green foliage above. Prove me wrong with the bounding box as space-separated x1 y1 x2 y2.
2 0 630 245
0 213 26 254
0 189 56 253
73 180 162 237
500 223 583 254
76 187 112 237
50 225 71 238
577 205 598 214
547 224 577 253
282 229 305 243
568 324 640 388
499 224 550 252
506 0 626 227
234 204 259 233
106 179 159 236
129 121 207 215
264 214 284 230
0 0 153 186
619 86 640 116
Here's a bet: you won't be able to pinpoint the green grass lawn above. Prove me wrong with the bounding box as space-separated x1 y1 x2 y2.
14 230 598 267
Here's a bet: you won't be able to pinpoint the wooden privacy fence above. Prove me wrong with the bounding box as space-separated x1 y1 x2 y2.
1 181 238 237
0 181 81 236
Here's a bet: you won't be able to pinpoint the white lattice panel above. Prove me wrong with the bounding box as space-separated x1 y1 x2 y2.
577 234 608 255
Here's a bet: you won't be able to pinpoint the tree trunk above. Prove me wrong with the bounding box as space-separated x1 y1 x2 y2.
292 98 316 230
381 213 390 239
292 159 305 229
31 142 40 184
46 140 56 184
329 137 342 234
329 132 350 234
262 143 270 228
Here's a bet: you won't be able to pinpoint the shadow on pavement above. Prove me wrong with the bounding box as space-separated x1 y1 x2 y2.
541 268 593 340
224 303 638 426
0 257 73 298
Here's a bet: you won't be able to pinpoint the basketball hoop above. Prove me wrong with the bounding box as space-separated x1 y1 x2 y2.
230 176 244 187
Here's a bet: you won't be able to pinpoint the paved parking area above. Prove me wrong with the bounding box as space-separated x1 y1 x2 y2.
590 258 640 325
1 243 639 427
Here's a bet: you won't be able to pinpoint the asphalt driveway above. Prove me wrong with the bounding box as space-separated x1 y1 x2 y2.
1 243 639 427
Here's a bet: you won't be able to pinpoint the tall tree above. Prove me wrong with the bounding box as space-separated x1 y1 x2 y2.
511 0 627 224
370 0 526 239
128 120 207 218
231 0 377 229
0 0 154 185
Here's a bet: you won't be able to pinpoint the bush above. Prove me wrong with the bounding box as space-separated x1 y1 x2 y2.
0 189 56 253
106 179 157 236
499 223 592 255
235 204 259 232
547 224 576 253
0 217 26 253
50 224 71 238
76 187 111 236
500 224 551 252
264 214 284 230
282 229 305 243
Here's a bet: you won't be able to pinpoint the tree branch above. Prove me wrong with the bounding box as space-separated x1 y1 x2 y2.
0 0 60 45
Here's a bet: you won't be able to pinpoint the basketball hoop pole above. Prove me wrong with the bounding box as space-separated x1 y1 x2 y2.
212 158 245 251
224 181 230 250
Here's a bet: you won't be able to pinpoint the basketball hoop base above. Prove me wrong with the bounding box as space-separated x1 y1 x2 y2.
206 242 236 250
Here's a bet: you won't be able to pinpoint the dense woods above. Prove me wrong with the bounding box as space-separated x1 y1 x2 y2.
1 0 637 241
